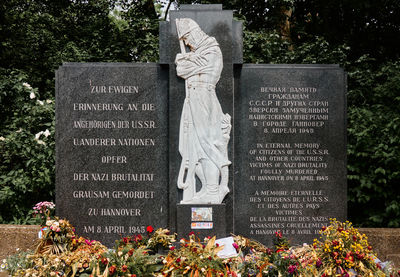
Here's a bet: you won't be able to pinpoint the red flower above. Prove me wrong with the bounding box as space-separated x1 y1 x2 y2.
337 227 344 232
192 247 197 252
146 225 154 233
128 249 134 256
123 237 130 244
101 258 108 265
321 226 327 231
122 265 128 272
332 240 339 246
352 235 357 241
109 265 117 275
275 231 283 238
176 258 181 263
368 246 373 251
208 256 212 260
357 253 365 260
170 246 175 250
189 231 195 236
136 234 143 241
131 275 137 277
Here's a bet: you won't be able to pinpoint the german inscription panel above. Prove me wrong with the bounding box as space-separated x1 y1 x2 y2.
234 64 346 245
56 63 168 246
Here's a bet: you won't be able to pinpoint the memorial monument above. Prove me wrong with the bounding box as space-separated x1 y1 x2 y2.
56 4 346 247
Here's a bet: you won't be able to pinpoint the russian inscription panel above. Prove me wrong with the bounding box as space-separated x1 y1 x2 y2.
234 65 346 245
56 63 168 246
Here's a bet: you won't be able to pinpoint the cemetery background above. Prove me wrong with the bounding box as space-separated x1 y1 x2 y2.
0 0 400 273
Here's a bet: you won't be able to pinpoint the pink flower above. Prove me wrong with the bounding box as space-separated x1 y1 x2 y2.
56 227 61 232
288 265 297 274
232 243 239 250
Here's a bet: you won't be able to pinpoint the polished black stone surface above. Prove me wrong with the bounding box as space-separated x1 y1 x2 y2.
56 63 168 247
234 64 347 246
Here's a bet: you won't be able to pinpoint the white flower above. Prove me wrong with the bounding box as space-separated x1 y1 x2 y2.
37 140 46 145
0 137 5 141
46 99 53 104
23 82 32 89
16 128 22 133
35 131 43 140
43 129 51 137
30 92 36 99
37 100 44 105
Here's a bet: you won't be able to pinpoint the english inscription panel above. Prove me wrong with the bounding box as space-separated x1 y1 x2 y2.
234 64 347 245
56 63 168 246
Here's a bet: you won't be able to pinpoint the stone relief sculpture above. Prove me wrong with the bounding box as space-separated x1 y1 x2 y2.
175 18 231 204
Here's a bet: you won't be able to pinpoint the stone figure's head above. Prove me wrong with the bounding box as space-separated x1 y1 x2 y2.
176 18 206 50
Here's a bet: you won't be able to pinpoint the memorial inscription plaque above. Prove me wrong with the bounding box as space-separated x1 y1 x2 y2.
234 64 347 246
56 63 168 246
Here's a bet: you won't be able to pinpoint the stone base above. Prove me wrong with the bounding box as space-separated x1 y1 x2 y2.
176 204 226 239
359 228 400 265
0 225 40 261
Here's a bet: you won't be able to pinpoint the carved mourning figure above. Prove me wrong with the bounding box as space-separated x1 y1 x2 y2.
175 18 232 204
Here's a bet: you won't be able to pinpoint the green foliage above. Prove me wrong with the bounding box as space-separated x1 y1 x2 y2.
0 69 55 224
347 58 400 227
243 29 349 66
3 250 33 276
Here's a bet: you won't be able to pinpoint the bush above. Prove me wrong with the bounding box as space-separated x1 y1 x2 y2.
347 58 400 227
0 69 55 224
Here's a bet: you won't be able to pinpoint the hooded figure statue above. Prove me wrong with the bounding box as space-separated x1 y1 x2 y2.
175 18 231 204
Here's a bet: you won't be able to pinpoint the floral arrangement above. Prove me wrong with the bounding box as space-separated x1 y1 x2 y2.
36 218 76 255
4 212 400 277
32 201 56 225
306 218 393 276
161 233 226 276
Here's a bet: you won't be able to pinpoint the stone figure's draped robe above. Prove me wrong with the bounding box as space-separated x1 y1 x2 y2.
175 36 231 193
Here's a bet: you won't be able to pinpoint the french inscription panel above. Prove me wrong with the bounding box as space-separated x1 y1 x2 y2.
234 65 346 245
56 63 168 246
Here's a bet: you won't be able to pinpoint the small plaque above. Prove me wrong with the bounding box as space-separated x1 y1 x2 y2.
191 207 212 221
191 222 213 229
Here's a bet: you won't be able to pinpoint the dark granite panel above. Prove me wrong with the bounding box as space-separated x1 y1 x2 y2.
232 21 243 64
176 204 226 239
56 63 168 247
234 64 347 246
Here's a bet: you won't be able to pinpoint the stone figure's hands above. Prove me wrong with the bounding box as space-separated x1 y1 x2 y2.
175 53 207 67
189 53 208 67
